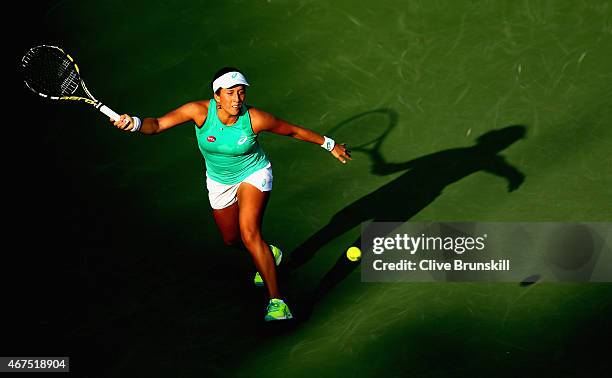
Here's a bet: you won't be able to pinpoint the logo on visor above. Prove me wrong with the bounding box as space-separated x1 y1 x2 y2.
207 136 216 142
232 73 238 78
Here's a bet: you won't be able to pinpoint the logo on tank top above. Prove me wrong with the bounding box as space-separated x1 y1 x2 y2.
207 136 216 142
237 136 248 145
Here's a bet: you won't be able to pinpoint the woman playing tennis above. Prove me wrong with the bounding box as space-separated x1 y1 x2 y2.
111 67 351 321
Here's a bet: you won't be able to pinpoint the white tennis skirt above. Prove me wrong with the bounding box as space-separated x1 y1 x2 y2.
205 162 273 210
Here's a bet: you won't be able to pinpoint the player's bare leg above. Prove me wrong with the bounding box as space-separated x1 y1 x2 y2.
236 183 280 298
212 202 242 247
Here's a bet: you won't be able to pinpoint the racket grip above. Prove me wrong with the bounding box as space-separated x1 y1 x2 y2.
99 104 121 122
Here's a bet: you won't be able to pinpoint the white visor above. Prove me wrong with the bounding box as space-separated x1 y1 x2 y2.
212 71 250 93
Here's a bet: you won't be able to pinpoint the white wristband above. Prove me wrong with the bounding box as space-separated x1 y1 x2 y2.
321 136 335 151
131 116 142 133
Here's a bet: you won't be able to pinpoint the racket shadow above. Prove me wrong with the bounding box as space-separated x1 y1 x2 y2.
286 122 527 321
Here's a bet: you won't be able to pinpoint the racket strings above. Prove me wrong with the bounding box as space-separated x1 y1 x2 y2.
61 70 79 94
22 46 80 97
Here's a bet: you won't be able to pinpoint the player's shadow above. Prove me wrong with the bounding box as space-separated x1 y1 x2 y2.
286 119 527 321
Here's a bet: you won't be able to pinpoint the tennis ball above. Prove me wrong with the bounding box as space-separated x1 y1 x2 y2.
346 246 361 262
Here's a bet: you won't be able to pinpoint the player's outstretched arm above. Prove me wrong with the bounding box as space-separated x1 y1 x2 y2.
249 108 352 164
111 100 209 135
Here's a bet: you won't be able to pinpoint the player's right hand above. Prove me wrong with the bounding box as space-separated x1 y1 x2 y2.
112 114 134 131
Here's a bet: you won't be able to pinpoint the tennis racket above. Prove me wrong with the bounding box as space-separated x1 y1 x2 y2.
21 45 124 124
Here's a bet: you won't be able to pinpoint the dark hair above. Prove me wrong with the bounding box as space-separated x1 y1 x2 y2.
211 66 243 94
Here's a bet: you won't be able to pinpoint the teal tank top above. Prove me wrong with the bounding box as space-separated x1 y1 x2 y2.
195 99 270 185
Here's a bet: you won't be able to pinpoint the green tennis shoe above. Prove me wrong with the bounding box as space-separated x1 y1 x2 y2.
265 298 293 321
254 244 282 287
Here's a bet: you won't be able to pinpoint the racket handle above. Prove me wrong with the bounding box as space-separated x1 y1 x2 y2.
99 104 121 122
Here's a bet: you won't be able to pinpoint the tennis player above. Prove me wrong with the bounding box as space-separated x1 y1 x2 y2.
111 67 351 321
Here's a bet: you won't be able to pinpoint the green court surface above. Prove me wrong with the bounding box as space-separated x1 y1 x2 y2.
10 1 612 377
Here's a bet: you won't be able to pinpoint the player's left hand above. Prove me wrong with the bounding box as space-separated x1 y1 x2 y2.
332 143 352 164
